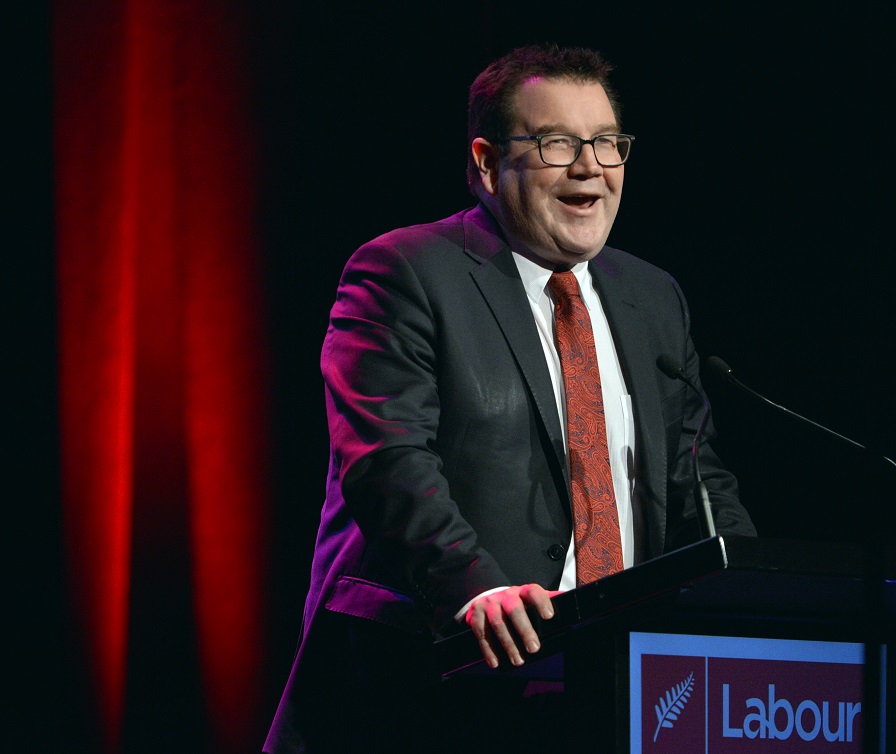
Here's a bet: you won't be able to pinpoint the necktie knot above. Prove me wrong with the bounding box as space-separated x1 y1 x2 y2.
547 270 581 301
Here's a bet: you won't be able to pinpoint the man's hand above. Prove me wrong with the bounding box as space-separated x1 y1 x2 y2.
464 584 561 669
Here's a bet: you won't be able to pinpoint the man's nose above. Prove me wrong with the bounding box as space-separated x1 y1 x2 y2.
569 142 604 174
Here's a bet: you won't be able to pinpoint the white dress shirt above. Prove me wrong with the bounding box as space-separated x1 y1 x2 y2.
512 253 636 590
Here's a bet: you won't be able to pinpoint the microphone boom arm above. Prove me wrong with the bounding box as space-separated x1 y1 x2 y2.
706 356 895 471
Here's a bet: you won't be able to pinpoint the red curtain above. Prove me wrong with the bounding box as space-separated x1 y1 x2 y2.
54 2 272 751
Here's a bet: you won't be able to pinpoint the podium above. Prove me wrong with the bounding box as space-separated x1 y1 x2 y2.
434 535 895 752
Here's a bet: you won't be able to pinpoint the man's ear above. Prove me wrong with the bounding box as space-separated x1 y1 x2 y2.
471 138 499 196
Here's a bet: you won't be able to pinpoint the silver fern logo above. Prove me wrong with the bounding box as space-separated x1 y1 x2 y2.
653 671 696 742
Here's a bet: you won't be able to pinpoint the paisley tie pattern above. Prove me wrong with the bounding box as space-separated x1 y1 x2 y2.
548 270 623 586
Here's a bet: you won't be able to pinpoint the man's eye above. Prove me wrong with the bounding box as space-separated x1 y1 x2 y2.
543 136 576 150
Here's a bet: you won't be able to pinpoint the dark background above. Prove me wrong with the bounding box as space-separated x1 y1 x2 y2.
258 0 894 559
13 1 893 752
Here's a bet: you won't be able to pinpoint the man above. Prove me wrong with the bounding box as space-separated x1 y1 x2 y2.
264 43 756 753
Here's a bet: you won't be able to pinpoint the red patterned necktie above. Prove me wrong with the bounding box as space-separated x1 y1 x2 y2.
548 270 623 586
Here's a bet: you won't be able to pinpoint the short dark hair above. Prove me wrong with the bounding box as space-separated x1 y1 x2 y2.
466 44 620 192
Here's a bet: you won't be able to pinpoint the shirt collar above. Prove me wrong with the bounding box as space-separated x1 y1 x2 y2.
511 252 592 309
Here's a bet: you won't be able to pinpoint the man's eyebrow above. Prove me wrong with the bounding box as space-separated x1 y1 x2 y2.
528 123 621 135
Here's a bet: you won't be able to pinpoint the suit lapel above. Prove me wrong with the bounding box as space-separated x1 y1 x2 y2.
590 252 668 554
463 209 569 488
460 207 669 540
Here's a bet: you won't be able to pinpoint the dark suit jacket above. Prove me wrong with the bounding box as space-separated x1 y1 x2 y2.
265 204 755 752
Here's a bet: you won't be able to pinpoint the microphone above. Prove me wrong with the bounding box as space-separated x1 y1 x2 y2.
656 354 717 538
705 356 895 470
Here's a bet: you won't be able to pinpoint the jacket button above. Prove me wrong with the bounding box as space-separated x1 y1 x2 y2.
547 544 565 561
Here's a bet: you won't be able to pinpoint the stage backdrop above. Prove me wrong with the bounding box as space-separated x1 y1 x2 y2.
53 1 274 752
36 1 892 753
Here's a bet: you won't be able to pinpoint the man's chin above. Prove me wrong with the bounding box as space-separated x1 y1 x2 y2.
555 243 603 265
509 233 603 269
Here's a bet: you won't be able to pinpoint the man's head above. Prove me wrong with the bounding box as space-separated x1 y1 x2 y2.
467 44 630 268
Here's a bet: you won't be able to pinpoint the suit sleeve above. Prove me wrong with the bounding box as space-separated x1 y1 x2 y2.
321 239 510 631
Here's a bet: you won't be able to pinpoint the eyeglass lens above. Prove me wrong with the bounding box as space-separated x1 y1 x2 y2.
540 135 631 166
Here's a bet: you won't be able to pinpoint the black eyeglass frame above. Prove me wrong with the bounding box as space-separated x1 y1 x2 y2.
502 133 635 167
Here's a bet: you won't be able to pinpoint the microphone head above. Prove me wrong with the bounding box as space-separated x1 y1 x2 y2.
656 354 683 380
705 356 732 379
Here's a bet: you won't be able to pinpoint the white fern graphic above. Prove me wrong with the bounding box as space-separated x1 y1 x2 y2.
653 671 695 742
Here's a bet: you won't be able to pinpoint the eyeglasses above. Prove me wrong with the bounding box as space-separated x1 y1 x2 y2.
503 133 635 167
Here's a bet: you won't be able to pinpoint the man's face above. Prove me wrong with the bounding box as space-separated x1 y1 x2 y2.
477 77 624 268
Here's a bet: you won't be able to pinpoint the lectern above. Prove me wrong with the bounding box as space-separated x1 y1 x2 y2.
434 535 894 753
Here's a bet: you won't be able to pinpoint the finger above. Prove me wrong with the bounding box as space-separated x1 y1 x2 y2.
475 628 501 669
504 600 541 656
519 583 557 620
486 599 525 667
466 603 501 669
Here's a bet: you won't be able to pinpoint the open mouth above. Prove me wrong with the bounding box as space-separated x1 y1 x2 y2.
558 195 597 208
